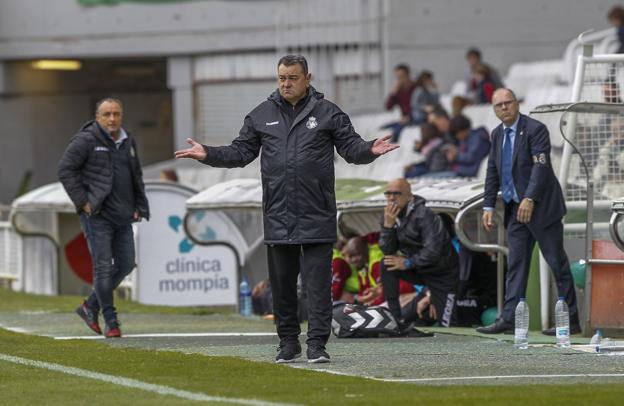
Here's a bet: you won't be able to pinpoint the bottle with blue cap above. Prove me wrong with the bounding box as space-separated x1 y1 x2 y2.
239 275 252 317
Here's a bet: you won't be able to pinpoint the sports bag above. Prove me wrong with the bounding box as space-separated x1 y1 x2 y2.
331 303 400 338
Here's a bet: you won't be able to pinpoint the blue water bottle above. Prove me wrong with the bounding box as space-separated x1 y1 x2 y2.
239 275 252 317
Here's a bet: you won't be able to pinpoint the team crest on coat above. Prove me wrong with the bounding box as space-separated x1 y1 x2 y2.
306 116 318 129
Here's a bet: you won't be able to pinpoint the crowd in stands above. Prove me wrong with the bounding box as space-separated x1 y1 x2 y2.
382 47 502 180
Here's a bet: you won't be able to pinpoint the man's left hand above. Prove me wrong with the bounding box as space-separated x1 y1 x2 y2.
517 198 534 223
372 135 400 156
384 255 407 271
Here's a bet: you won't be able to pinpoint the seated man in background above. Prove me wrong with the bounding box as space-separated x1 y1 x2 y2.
382 63 417 142
331 239 359 303
445 115 491 178
379 179 459 328
452 47 504 116
343 236 416 307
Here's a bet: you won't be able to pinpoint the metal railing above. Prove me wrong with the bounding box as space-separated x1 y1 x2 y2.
563 28 617 84
454 198 507 315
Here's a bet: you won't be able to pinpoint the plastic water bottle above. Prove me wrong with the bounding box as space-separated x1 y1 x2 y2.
590 329 602 353
239 275 252 317
555 297 571 348
514 298 529 349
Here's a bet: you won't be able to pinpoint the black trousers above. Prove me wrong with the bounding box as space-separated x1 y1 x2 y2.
501 202 579 324
267 243 332 347
381 250 459 327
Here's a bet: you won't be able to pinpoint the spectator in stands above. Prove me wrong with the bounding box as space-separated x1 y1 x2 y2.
593 115 624 198
383 63 418 141
608 5 624 54
428 108 454 143
404 123 453 178
379 178 459 328
58 98 150 339
452 48 504 116
331 238 359 303
473 64 496 104
410 70 440 125
174 54 398 364
445 115 491 177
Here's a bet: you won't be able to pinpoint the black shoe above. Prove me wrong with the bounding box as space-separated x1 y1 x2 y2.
476 318 514 334
307 345 330 364
542 324 582 336
275 342 302 364
75 301 102 335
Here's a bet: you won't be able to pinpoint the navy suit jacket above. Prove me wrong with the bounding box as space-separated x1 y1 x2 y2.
483 114 566 228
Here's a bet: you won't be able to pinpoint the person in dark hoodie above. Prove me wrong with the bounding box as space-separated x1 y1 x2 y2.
379 178 459 329
58 98 149 338
174 55 398 364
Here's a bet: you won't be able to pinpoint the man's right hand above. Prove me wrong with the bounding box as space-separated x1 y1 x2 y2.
82 202 92 216
384 201 400 228
482 210 494 232
174 138 207 161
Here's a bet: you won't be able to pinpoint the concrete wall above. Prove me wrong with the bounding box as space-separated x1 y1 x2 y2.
385 0 615 91
0 0 380 58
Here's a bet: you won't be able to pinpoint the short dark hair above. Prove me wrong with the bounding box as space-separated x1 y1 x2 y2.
394 63 410 75
608 6 624 25
277 54 309 75
450 115 471 135
466 48 482 59
95 97 123 114
430 107 449 120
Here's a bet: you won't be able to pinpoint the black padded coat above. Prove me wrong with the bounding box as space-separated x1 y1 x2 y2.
200 87 377 244
58 120 149 219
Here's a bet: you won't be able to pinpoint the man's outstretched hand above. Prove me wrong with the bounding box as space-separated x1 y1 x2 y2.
371 134 400 156
174 138 207 161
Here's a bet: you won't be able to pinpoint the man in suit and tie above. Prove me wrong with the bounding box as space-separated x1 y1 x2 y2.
476 88 580 335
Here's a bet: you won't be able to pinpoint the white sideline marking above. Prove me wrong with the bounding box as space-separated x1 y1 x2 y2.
0 353 297 406
293 367 624 383
4 326 31 334
53 332 278 340
378 373 624 383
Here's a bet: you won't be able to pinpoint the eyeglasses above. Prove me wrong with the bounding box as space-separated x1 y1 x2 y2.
493 100 516 110
384 191 402 197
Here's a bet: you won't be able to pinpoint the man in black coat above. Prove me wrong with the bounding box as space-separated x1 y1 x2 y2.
175 55 398 363
379 178 459 328
58 98 149 338
477 88 579 335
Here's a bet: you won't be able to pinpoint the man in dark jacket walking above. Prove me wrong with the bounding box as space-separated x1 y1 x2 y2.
175 55 398 363
379 178 459 328
58 98 149 338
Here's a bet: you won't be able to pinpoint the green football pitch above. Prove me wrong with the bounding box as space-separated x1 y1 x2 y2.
1 288 623 405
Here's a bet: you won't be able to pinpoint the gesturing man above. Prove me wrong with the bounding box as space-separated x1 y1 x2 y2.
58 98 149 338
477 88 579 335
174 55 398 363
